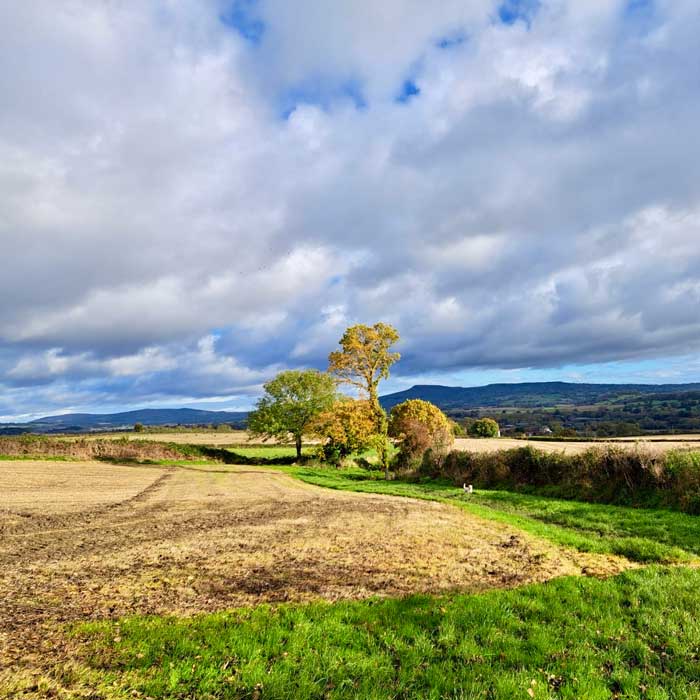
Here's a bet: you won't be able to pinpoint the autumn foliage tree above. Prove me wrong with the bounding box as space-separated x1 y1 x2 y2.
309 399 377 465
388 399 454 467
328 323 400 476
247 369 337 458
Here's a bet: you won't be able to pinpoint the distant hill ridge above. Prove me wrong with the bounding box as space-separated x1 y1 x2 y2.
4 381 700 435
0 407 249 435
379 381 700 410
30 407 248 427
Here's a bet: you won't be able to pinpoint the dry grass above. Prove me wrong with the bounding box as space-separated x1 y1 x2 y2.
0 459 629 684
453 436 700 455
609 433 700 442
59 431 700 452
55 430 258 445
0 436 190 461
0 460 163 514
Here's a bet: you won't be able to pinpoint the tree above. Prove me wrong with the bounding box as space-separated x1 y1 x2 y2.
388 399 454 467
468 417 500 438
389 399 453 439
248 370 337 458
328 323 400 477
309 399 377 465
133 422 144 433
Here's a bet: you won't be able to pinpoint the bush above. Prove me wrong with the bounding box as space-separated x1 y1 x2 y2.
388 400 454 469
422 445 700 514
468 418 500 438
664 451 700 514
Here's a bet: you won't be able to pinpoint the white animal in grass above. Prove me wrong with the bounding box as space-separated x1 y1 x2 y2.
463 483 473 494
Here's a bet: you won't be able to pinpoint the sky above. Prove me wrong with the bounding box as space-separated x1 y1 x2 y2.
2 0 700 420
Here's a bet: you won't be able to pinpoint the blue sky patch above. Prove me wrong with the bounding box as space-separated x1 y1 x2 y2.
497 0 540 27
396 79 420 104
220 0 265 44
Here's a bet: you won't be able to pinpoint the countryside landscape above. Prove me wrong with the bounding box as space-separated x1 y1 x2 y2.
4 323 700 698
3 2 700 699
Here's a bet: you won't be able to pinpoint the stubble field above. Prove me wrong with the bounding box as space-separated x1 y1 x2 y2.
454 435 700 454
63 429 700 454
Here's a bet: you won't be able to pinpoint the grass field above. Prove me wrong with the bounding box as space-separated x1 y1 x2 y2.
72 566 700 700
3 451 700 698
278 466 700 564
227 445 314 459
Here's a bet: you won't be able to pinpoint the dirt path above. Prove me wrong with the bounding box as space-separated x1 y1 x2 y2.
0 461 630 688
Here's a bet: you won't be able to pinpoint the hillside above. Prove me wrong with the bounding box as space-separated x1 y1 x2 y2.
379 381 700 410
0 408 249 435
5 381 700 436
380 382 700 435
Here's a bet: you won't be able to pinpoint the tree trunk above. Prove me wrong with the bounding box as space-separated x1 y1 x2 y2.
369 392 390 479
295 434 302 460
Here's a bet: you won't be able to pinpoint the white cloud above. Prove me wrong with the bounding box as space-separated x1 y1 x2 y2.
1 0 700 415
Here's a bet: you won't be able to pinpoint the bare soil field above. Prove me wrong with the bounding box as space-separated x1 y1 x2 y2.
0 460 628 688
453 436 700 455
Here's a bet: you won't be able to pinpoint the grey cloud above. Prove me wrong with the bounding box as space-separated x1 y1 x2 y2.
1 0 700 416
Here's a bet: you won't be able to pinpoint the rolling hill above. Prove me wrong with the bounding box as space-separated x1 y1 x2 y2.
5 381 700 436
379 381 700 410
0 408 249 435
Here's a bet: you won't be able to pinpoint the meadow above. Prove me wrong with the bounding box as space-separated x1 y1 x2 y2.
3 434 700 698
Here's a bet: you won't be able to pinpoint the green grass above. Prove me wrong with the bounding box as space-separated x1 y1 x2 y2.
0 453 76 461
226 446 314 459
277 466 698 563
75 566 700 699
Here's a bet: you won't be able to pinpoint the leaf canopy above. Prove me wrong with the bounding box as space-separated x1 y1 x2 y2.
247 369 337 442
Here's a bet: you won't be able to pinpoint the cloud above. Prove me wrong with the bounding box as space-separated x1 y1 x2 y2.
1 0 699 417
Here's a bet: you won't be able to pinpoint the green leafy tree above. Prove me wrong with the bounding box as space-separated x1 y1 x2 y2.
133 422 144 433
328 323 400 477
248 370 337 458
468 417 500 438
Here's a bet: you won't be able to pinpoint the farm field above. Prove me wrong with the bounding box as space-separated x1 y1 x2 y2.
57 430 700 454
453 435 700 454
609 433 700 442
0 461 164 513
0 458 628 697
57 430 257 445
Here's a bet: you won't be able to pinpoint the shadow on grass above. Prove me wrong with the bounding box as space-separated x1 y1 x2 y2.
75 567 700 700
195 446 309 466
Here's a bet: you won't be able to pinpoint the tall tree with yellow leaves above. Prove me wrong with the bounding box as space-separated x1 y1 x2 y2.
328 323 400 477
